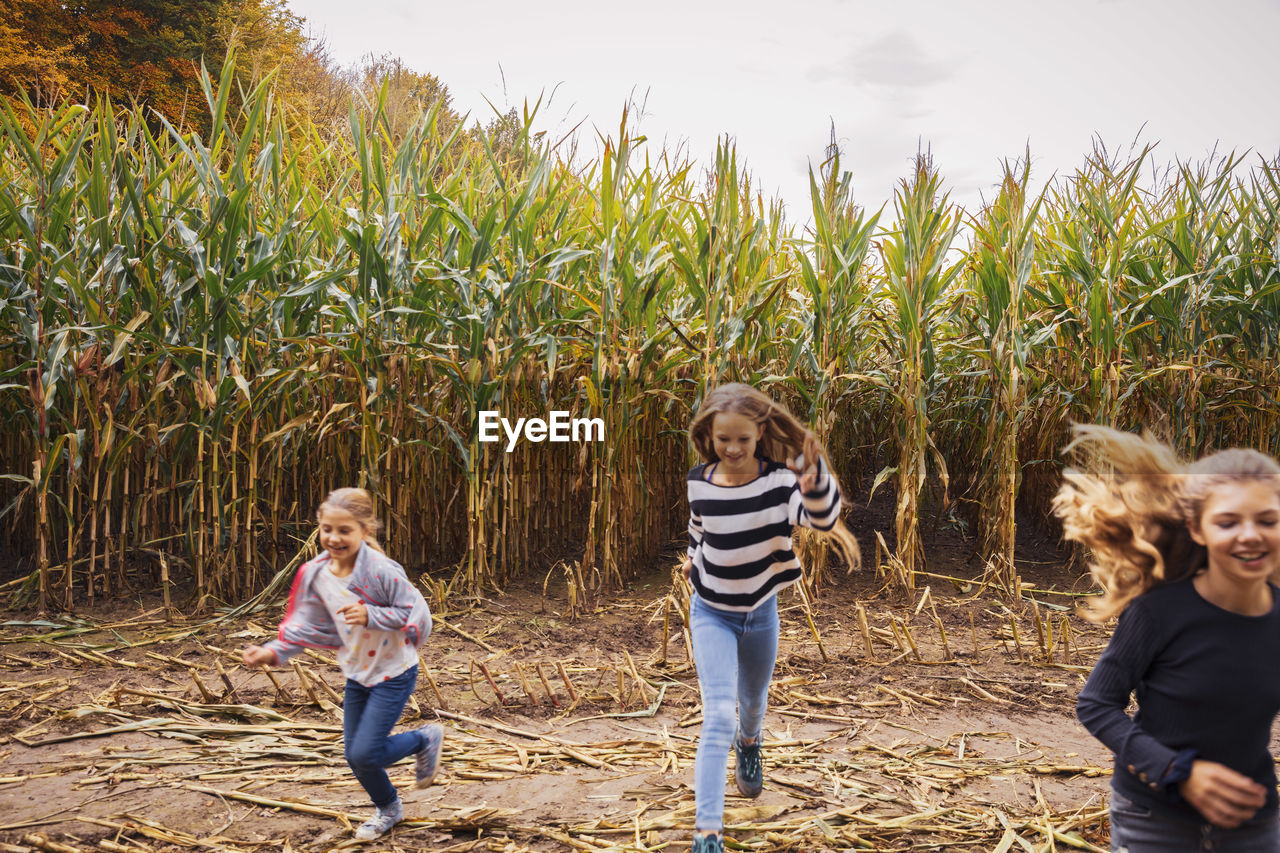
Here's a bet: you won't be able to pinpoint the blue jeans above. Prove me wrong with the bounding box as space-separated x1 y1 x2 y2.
690 593 779 832
343 665 423 809
1110 793 1280 852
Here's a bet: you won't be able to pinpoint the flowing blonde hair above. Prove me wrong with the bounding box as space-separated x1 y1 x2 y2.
689 383 861 570
1053 424 1280 621
317 487 385 554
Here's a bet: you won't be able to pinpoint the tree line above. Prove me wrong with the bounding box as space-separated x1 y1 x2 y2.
0 0 520 144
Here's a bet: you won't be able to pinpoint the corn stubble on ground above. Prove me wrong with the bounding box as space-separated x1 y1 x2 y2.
0 557 1142 853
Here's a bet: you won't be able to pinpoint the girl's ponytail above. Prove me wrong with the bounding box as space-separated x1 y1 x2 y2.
1051 425 1280 621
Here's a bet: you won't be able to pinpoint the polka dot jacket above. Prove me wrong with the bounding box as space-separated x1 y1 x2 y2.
264 542 433 686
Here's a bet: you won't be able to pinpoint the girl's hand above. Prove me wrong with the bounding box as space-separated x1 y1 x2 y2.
338 601 369 626
1179 759 1267 828
242 645 277 668
680 557 693 582
787 434 821 493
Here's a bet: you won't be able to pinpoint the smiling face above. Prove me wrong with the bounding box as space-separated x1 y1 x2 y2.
711 411 765 476
318 506 367 572
1189 479 1280 590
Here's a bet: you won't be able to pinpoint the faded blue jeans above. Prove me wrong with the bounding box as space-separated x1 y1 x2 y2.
1110 792 1280 852
343 665 424 809
690 593 779 832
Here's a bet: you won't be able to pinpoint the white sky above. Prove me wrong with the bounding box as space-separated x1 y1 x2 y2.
289 0 1280 223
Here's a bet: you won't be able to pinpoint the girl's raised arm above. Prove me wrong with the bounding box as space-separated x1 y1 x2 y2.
788 451 841 531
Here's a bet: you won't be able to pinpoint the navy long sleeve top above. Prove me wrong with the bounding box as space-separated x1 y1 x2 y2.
1076 576 1280 821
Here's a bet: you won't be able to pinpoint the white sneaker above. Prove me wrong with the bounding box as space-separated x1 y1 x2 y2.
353 798 402 841
414 724 444 788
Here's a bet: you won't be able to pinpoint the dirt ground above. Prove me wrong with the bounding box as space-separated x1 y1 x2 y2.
0 504 1138 853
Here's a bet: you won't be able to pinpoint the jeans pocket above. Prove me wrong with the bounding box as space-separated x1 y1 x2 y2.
1109 792 1153 819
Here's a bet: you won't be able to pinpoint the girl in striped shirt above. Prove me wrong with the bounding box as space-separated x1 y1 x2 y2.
680 384 860 853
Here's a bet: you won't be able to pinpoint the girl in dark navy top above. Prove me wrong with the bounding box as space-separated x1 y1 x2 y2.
680 383 860 853
1055 425 1280 852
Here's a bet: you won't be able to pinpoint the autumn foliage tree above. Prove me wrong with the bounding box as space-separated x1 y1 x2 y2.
0 0 466 140
1 0 222 120
0 0 89 98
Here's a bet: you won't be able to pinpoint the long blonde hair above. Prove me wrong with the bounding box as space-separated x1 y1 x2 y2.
689 383 861 570
318 487 386 554
1053 424 1280 621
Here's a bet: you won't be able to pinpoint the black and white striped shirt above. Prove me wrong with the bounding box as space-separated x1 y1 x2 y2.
687 457 842 612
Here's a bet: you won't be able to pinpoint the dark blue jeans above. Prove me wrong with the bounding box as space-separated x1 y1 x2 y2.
343 665 422 808
1110 793 1280 852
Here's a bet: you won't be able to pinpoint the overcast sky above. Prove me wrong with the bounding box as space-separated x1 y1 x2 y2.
288 0 1280 222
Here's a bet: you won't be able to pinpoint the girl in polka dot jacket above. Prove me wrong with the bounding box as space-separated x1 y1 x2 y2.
242 487 441 842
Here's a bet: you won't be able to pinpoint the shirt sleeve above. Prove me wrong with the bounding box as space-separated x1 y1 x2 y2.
789 455 842 531
264 563 342 664
687 471 703 559
360 556 433 648
688 508 703 559
1076 600 1180 794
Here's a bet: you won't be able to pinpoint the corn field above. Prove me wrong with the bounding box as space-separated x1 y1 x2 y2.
1 64 1278 613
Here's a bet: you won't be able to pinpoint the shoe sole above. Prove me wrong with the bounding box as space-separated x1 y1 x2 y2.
354 818 400 840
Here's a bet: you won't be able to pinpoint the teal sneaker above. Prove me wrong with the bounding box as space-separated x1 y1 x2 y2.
691 832 724 852
734 732 763 798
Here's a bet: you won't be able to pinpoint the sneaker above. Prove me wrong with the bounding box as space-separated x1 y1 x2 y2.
691 832 724 852
353 798 402 841
733 732 763 798
414 724 444 788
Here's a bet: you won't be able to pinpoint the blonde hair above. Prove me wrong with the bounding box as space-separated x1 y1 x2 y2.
1053 425 1280 621
689 383 861 571
317 487 385 553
